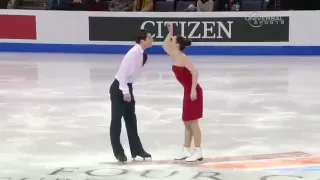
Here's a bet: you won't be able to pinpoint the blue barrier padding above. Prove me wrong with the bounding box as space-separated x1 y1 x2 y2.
0 42 320 55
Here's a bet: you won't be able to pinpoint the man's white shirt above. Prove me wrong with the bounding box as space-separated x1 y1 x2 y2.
115 44 144 94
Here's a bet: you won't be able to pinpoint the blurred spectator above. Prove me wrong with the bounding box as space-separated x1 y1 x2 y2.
70 0 90 10
88 0 108 11
218 0 240 11
0 0 10 8
109 0 133 11
184 4 197 11
266 0 285 10
229 0 241 11
51 0 71 10
133 0 154 11
197 0 213 11
51 0 108 10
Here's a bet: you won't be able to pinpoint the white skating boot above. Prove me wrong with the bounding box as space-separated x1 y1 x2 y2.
185 147 203 162
174 146 191 160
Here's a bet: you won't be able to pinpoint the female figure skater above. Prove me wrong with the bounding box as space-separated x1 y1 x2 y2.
162 24 203 162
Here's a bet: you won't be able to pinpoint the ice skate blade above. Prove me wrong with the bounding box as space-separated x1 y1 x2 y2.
186 157 203 162
174 157 187 160
133 155 152 160
132 157 152 161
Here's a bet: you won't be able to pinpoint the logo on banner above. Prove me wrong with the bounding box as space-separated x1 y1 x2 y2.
88 16 289 42
245 12 286 28
139 20 233 40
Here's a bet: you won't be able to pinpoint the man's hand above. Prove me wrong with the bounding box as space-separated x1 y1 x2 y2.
123 93 131 102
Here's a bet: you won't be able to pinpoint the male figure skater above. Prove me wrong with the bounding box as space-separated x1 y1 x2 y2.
109 29 153 162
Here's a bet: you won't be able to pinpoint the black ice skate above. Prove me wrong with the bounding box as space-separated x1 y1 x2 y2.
132 150 152 160
115 152 127 162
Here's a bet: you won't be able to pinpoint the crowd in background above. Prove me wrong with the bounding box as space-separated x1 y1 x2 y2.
0 0 319 11
48 0 320 11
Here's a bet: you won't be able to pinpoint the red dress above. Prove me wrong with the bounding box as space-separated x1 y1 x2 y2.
172 65 203 121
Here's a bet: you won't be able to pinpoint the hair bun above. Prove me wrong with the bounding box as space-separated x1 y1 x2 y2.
184 38 192 47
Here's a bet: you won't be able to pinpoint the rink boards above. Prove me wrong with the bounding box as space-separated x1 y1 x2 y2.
0 10 319 55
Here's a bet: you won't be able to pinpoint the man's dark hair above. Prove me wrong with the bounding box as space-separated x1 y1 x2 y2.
135 29 150 44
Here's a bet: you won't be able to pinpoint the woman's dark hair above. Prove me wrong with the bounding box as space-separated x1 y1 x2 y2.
135 29 150 44
176 35 192 51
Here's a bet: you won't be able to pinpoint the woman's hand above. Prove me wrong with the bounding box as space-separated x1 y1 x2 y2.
190 89 197 101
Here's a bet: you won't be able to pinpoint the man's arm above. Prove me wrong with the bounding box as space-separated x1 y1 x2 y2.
117 50 140 94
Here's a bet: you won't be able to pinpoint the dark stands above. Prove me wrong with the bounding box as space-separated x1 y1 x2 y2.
6 0 319 12
0 0 11 8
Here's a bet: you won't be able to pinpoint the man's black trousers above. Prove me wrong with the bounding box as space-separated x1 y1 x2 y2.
109 79 143 157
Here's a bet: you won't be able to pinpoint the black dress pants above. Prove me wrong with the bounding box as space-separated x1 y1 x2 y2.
109 79 143 157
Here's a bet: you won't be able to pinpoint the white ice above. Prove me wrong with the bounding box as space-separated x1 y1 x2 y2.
1 53 320 180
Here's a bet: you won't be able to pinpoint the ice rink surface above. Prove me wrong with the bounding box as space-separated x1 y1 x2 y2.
1 53 320 180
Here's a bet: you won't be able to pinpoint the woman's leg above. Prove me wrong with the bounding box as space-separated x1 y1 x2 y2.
174 121 192 160
184 122 193 147
189 120 201 147
186 119 203 162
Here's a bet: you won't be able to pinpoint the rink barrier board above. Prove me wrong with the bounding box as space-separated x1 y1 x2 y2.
0 10 320 55
0 43 320 55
